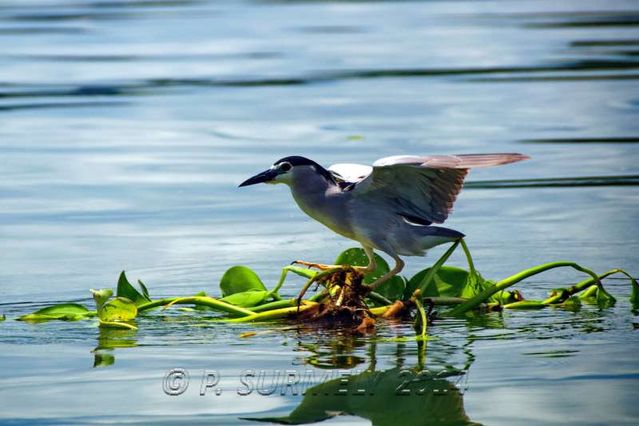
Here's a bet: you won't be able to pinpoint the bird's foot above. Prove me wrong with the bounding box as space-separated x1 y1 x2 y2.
292 260 368 275
294 264 366 309
291 260 341 271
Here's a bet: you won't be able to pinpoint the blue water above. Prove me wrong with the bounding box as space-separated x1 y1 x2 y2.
1 0 638 424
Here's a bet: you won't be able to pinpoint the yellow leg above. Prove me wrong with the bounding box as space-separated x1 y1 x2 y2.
366 255 404 291
292 260 341 271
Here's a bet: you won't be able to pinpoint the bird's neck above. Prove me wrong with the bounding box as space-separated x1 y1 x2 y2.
289 169 335 207
288 170 353 238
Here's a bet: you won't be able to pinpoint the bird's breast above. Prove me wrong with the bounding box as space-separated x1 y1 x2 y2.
290 187 355 239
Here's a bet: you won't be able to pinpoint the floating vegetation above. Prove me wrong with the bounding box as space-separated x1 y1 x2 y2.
10 241 637 341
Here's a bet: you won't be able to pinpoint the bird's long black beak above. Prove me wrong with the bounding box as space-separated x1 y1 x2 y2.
239 168 279 187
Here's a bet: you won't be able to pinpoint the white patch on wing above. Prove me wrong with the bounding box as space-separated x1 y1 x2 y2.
372 155 422 167
402 216 428 227
328 163 373 182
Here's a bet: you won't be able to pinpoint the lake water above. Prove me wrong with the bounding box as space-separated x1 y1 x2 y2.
0 0 638 424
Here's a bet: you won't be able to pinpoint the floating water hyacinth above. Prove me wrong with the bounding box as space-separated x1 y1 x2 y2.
11 241 638 338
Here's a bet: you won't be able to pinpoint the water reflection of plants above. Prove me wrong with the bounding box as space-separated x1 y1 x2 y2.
93 327 138 368
246 331 478 425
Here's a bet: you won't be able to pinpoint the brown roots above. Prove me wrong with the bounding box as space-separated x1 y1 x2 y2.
296 267 410 333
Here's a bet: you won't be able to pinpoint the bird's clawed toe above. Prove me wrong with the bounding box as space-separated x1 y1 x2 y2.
292 260 340 271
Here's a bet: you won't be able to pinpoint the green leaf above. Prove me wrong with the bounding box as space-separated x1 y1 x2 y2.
375 276 406 302
98 297 138 322
334 248 387 282
221 290 270 307
90 288 113 310
116 271 151 306
219 266 267 297
596 286 616 308
579 285 616 308
18 303 92 322
138 279 150 300
407 266 476 298
0 314 5 322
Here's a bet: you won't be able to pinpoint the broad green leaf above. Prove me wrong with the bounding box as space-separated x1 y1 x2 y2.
18 303 92 322
0 314 5 322
596 286 616 308
406 266 513 304
117 271 151 306
138 279 150 300
219 266 267 297
221 290 270 307
334 248 388 282
98 297 137 322
335 248 405 301
90 288 113 309
407 266 474 298
374 276 406 302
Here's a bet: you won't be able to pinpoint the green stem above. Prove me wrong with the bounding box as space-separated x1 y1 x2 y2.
446 261 601 316
423 296 467 305
460 239 476 274
309 289 329 302
542 268 634 304
248 299 299 312
269 265 318 298
221 302 317 322
138 297 181 312
412 240 461 295
412 290 427 340
140 296 255 317
368 291 393 306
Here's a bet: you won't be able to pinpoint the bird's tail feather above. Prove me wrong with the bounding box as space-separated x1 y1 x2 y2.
421 153 529 169
412 226 464 253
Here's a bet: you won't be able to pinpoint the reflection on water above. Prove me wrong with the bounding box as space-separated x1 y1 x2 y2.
1 0 638 424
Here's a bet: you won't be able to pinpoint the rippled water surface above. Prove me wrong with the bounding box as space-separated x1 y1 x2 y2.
1 0 638 424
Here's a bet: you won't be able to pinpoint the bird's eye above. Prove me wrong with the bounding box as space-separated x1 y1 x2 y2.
279 162 292 172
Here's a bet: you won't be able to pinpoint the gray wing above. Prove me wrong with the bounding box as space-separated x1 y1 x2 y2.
351 153 528 224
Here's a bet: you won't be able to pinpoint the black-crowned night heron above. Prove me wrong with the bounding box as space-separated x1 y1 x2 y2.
240 153 528 290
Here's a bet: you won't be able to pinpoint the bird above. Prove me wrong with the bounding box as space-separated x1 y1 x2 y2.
239 153 529 291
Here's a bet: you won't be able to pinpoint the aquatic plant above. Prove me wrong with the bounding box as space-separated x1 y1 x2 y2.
10 241 637 340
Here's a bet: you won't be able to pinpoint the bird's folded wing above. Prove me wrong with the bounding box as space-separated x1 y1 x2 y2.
351 153 528 224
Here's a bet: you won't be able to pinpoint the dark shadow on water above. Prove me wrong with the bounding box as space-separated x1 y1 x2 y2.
0 101 129 112
465 175 639 189
2 57 639 101
521 137 639 144
245 331 479 425
243 366 477 425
